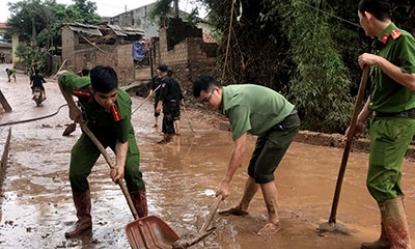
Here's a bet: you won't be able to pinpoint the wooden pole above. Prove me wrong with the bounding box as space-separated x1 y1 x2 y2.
79 34 108 54
53 59 67 80
132 84 161 114
0 89 12 112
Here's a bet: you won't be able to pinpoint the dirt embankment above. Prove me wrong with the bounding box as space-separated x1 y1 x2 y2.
217 120 415 160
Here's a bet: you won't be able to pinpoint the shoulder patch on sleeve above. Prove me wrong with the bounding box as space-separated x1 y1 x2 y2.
108 104 123 122
391 29 402 40
72 89 91 97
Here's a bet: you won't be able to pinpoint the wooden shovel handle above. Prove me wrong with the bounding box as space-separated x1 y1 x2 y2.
328 67 370 224
182 106 195 136
200 196 222 232
132 84 161 114
79 120 140 220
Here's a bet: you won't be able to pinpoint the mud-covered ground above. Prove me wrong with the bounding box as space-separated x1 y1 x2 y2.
0 64 414 249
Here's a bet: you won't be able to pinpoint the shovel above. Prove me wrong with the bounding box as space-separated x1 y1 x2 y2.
62 122 77 136
172 196 222 249
79 120 180 248
318 67 370 235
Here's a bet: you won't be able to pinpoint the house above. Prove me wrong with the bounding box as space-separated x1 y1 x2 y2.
61 22 146 83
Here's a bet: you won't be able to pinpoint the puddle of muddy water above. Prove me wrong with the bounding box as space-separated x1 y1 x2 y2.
0 64 414 248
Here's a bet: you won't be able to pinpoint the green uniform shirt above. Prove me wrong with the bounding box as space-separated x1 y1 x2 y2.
222 84 294 141
60 72 134 143
369 23 415 113
7 68 16 75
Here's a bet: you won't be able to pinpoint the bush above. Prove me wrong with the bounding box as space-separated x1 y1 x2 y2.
15 45 51 76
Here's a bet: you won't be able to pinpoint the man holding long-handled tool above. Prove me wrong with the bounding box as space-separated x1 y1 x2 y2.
347 1 415 248
193 75 300 236
57 66 148 238
156 64 184 143
148 70 163 128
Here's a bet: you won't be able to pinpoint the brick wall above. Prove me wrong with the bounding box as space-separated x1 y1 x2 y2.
152 24 218 101
61 26 76 72
115 44 135 83
62 28 135 84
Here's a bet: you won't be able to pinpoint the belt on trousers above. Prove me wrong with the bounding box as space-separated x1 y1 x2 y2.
288 109 298 116
281 109 298 122
372 109 415 119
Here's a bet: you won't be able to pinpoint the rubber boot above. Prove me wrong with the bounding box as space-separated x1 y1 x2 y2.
380 197 412 249
258 181 280 236
219 176 259 216
361 222 390 249
65 191 92 238
130 190 148 217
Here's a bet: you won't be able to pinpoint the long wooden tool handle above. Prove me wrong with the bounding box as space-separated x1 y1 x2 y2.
183 106 195 136
79 121 140 220
132 84 161 114
200 196 222 232
328 67 370 224
53 60 67 80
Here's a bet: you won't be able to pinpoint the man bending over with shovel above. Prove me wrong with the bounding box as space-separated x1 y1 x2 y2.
58 66 148 238
347 0 415 248
193 75 300 236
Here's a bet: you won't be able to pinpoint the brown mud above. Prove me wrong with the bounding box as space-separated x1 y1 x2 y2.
0 63 414 248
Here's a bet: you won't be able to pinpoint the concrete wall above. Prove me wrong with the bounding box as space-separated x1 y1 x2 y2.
110 3 159 39
109 4 195 40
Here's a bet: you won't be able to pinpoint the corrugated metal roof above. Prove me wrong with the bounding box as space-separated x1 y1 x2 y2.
108 24 145 36
64 23 145 37
68 25 103 36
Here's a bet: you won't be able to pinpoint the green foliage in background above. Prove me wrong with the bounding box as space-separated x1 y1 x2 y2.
6 0 102 73
272 0 354 133
15 45 50 75
149 0 200 27
6 0 102 49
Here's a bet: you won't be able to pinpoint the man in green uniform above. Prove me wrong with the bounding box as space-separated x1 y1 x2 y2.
58 66 148 238
347 1 415 248
193 75 300 236
5 68 16 82
156 64 183 143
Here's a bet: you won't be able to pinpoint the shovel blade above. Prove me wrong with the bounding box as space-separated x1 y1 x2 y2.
125 215 180 249
62 123 77 136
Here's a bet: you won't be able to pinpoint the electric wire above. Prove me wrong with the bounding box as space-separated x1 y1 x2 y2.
298 1 361 28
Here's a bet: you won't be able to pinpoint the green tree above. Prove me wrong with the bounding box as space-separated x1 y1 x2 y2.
14 45 50 74
6 0 102 48
6 0 102 74
149 0 201 27
71 0 101 24
6 0 47 46
201 0 355 132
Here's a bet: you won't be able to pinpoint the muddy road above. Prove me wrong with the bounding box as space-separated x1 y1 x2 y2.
0 64 414 248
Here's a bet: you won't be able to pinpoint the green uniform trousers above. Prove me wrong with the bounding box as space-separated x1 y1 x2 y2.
69 132 145 193
248 113 300 184
368 117 415 202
